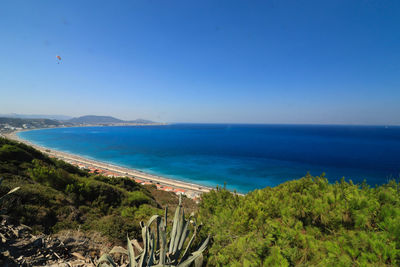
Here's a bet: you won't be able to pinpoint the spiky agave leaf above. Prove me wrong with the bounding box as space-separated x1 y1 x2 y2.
147 232 156 266
177 235 209 267
0 186 20 202
178 223 202 264
127 234 136 267
177 214 195 255
109 246 128 255
96 254 117 267
172 204 185 256
169 200 182 255
7 187 20 195
159 216 167 265
132 239 144 254
138 222 149 267
99 194 209 267
194 253 204 267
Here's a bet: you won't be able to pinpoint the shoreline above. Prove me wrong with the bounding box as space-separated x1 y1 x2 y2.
4 129 213 199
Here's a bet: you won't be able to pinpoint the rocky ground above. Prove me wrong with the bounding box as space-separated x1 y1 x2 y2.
0 215 111 267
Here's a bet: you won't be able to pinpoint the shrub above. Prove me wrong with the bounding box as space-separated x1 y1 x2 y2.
122 191 151 207
198 175 400 266
90 215 140 241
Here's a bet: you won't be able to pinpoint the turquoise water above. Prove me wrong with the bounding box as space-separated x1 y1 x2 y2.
18 124 400 193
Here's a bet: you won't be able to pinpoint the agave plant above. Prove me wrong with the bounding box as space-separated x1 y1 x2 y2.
98 195 209 267
0 177 20 203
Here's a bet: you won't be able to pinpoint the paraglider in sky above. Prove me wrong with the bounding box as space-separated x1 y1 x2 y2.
56 55 62 64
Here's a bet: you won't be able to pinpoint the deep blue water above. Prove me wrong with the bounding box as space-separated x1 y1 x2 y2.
18 124 400 193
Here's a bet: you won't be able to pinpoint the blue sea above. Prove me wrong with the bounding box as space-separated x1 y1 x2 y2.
18 124 400 193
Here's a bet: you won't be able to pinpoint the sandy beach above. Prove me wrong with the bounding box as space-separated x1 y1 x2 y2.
4 130 212 199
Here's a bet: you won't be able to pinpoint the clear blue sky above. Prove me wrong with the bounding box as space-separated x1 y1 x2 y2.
1 0 399 124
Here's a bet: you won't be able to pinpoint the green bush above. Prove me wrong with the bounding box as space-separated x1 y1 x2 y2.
0 144 34 162
28 160 79 191
122 191 151 207
89 215 140 241
132 204 160 221
94 175 142 192
199 174 400 266
0 138 51 164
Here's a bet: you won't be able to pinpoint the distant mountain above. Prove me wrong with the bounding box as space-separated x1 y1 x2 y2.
68 116 123 124
68 115 155 125
0 113 73 121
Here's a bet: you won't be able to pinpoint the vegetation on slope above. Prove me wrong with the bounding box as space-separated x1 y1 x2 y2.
0 137 161 242
2 136 400 266
198 175 400 266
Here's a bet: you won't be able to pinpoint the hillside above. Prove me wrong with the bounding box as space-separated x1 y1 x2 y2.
68 115 123 124
1 137 400 266
0 138 194 241
0 138 153 239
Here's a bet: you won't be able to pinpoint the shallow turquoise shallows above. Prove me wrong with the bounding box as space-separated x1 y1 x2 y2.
18 124 400 193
